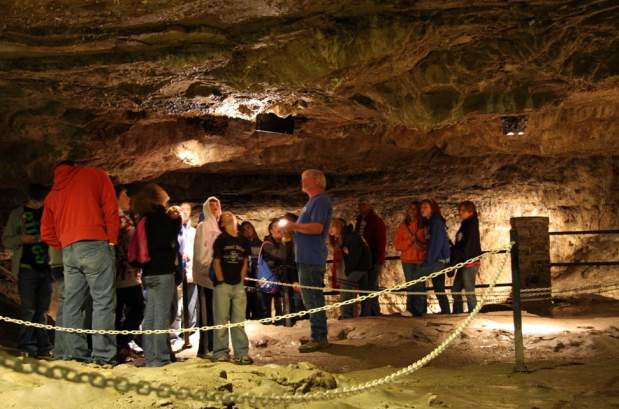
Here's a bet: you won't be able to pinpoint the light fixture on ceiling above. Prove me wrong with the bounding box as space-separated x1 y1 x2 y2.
256 113 295 134
501 115 527 136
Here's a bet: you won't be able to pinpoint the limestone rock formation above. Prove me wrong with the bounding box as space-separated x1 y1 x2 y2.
0 1 618 307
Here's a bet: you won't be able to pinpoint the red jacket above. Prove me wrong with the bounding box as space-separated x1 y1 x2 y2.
394 220 427 264
41 164 120 248
355 210 386 264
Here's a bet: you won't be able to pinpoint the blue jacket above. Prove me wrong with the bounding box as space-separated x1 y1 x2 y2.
424 214 450 266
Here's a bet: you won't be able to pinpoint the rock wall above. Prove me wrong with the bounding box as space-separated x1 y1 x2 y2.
163 154 619 312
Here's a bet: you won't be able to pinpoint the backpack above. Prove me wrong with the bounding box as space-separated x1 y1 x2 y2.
257 242 280 294
128 217 150 266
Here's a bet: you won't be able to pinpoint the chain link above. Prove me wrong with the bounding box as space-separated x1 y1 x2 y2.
0 246 512 335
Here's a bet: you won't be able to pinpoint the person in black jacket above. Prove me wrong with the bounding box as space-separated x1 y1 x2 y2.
329 218 372 319
132 183 181 367
240 221 262 319
450 201 482 314
260 220 293 324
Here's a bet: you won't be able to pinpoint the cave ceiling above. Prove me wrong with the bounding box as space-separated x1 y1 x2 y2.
0 0 618 188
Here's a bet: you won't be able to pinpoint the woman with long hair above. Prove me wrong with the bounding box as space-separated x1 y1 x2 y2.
131 183 181 367
240 221 262 319
329 218 372 319
393 201 427 317
419 199 451 314
451 201 482 313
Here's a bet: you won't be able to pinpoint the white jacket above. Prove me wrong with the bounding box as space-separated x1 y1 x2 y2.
192 196 221 289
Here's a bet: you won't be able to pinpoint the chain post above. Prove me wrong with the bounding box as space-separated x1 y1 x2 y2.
510 229 528 373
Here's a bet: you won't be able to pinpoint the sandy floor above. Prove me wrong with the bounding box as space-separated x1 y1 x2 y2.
0 300 617 409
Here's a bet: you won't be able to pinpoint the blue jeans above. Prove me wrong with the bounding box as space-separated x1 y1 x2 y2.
213 283 249 360
63 240 116 363
402 263 425 316
142 274 175 366
298 264 328 342
420 261 451 314
18 268 52 354
452 265 479 313
340 270 369 319
53 274 91 360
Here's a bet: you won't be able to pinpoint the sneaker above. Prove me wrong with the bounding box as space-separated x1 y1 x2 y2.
401 311 413 317
235 356 254 365
298 339 329 353
214 355 229 363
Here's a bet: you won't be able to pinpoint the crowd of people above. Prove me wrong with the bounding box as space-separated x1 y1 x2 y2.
2 162 482 367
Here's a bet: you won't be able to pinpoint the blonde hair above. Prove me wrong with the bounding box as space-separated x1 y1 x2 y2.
220 211 237 227
303 169 327 190
132 183 170 216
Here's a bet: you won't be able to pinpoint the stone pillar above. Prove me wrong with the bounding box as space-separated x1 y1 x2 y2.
510 217 552 315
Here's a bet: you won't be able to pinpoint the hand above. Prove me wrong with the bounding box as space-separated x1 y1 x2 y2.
292 282 301 293
167 206 181 219
183 254 191 262
21 234 38 244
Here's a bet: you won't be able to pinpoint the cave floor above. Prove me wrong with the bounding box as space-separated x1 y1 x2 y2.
0 304 617 409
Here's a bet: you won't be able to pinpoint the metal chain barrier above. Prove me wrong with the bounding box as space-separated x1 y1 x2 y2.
0 246 512 336
185 244 514 404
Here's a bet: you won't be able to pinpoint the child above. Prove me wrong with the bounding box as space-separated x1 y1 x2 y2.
212 211 253 364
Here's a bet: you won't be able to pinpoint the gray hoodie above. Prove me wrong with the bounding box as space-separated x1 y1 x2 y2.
192 196 221 289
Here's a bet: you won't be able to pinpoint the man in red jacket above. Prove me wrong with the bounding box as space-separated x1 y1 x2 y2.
355 199 386 317
41 160 120 365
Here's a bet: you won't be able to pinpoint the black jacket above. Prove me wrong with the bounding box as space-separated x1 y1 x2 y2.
341 225 372 275
142 206 182 276
262 235 297 283
451 216 482 264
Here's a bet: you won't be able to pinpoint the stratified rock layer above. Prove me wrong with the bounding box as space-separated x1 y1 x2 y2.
0 0 618 185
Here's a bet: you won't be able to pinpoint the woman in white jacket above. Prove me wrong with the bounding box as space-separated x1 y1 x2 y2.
192 196 222 357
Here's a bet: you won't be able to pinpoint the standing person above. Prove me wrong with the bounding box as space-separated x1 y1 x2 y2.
419 199 451 314
114 185 144 362
3 184 53 358
41 161 119 365
240 221 262 319
171 203 197 350
212 212 253 364
329 218 372 320
193 196 222 358
355 199 386 317
284 169 332 353
259 220 292 322
131 184 181 367
393 202 427 317
282 213 303 322
451 201 482 314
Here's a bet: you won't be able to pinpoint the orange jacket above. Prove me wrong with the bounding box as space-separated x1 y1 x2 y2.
41 164 120 248
393 220 427 264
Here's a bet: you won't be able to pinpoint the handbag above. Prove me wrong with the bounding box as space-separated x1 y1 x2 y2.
128 217 150 266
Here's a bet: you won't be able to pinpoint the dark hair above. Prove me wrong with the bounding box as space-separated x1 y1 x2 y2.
458 201 478 218
114 184 127 198
55 160 76 169
404 201 423 225
268 219 278 235
27 184 48 202
131 183 170 216
420 199 445 222
240 221 259 241
284 212 298 222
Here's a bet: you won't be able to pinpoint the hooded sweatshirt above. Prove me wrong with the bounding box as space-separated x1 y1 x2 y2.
192 196 221 289
41 164 119 248
451 215 482 266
